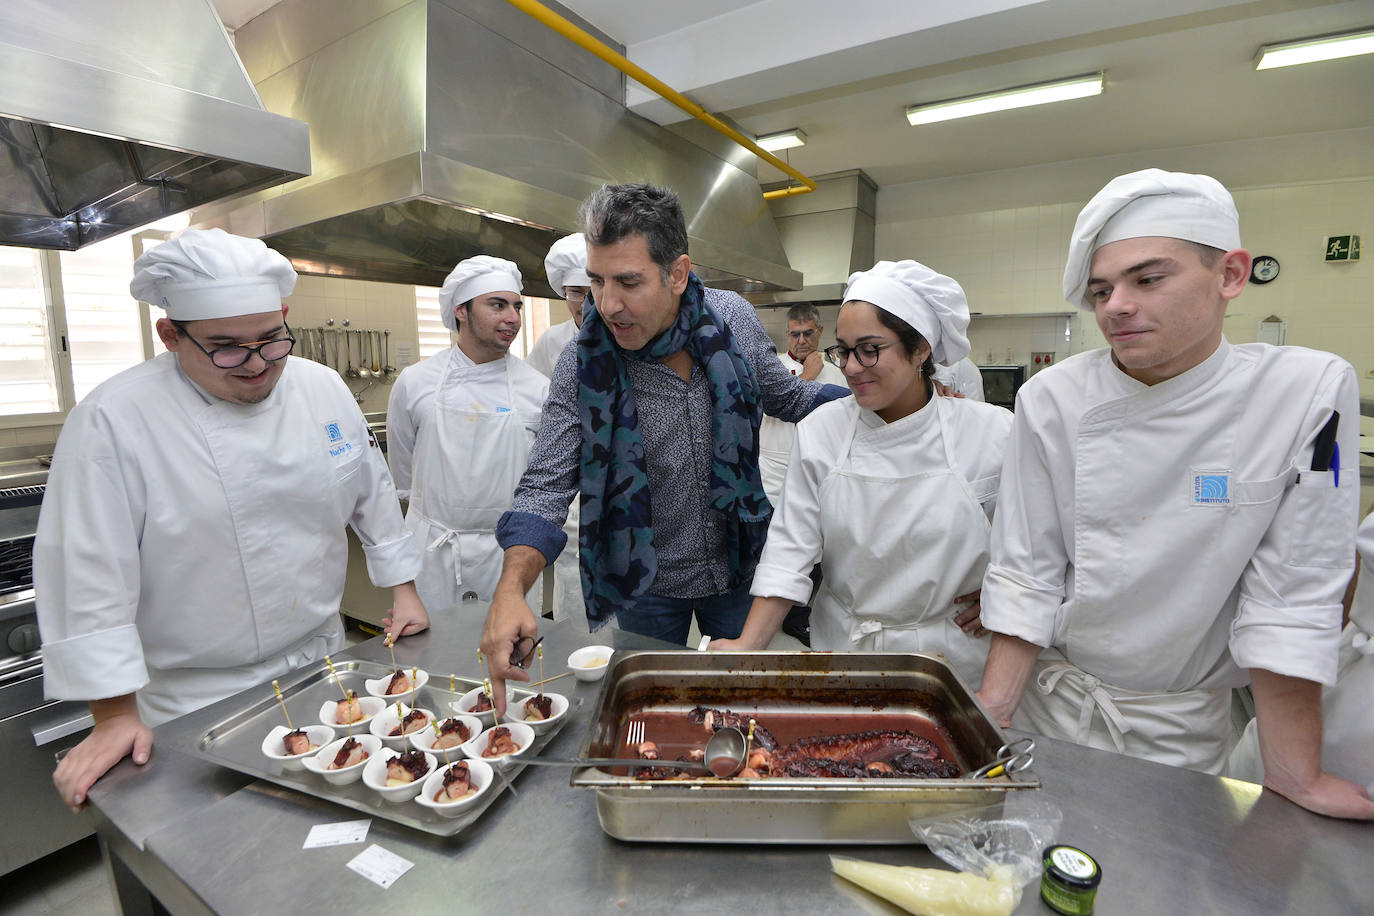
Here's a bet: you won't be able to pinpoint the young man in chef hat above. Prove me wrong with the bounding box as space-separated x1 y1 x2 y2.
975 169 1374 819
386 254 549 623
39 228 428 810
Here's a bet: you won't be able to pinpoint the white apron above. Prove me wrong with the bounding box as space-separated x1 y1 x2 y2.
810 397 993 689
141 385 347 725
405 355 532 620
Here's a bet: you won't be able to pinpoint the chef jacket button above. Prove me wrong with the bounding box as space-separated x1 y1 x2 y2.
462 590 478 602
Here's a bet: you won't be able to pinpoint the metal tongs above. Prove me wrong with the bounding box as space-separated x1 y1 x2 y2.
968 737 1034 779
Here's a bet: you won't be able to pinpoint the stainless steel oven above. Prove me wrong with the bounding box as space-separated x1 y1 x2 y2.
0 451 95 876
978 364 1026 412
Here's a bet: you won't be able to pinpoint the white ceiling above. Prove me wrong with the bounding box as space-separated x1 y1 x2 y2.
212 0 1374 190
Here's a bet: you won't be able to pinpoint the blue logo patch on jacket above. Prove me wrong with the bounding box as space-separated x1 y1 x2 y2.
1192 472 1231 506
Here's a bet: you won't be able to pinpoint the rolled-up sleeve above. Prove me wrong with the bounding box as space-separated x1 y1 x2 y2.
498 343 580 565
980 401 1068 648
1231 365 1358 684
36 406 150 701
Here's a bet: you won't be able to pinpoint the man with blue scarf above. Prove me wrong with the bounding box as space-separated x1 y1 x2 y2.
481 184 847 704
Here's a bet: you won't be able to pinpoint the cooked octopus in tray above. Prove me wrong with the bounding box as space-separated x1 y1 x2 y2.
335 691 364 725
524 694 554 721
627 706 960 781
385 750 430 786
435 762 477 802
384 669 412 695
482 726 520 758
329 737 369 770
282 729 315 756
388 707 429 736
432 717 471 750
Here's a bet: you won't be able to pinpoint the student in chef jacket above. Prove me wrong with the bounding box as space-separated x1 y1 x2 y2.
481 183 848 711
387 256 550 622
37 229 428 810
1228 508 1374 794
977 169 1373 820
756 303 848 646
713 261 1012 688
523 235 591 621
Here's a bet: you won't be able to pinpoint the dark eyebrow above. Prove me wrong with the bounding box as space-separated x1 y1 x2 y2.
834 333 887 346
1088 256 1178 286
206 324 285 344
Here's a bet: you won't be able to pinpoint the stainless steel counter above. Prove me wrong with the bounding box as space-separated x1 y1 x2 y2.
86 618 1374 914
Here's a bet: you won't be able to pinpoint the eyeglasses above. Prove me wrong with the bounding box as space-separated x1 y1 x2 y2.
566 291 587 306
509 635 544 670
177 322 296 369
787 328 818 340
824 341 895 368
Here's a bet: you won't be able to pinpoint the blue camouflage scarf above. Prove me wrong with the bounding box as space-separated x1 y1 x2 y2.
576 273 769 628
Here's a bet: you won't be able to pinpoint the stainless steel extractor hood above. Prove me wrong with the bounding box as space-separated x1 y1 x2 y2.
747 170 876 307
0 0 310 250
191 0 799 297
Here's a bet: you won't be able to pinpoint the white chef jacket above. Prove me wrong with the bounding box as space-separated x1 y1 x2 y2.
386 345 549 500
758 351 848 506
36 354 420 726
1228 512 1374 792
526 319 576 379
983 339 1358 696
933 357 985 402
753 394 1012 605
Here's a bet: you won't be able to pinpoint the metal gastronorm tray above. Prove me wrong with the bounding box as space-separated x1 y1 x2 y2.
572 651 1038 844
181 659 564 837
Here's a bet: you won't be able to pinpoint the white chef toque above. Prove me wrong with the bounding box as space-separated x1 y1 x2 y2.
129 228 296 320
842 260 971 367
1063 168 1241 307
438 255 523 332
544 233 590 295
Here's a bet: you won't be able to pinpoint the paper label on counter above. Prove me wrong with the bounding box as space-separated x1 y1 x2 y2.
346 844 414 889
303 819 371 848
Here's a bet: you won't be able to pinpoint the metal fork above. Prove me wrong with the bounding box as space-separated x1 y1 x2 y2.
625 719 644 748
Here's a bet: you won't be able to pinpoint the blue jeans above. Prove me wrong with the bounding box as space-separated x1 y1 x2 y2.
614 582 753 646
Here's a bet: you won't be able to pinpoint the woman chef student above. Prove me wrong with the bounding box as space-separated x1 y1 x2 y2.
712 260 1013 688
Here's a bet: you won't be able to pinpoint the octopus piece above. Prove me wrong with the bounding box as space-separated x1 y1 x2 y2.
633 741 660 760
686 706 778 751
282 729 314 756
329 737 368 770
384 670 412 695
482 726 520 758
524 694 554 722
436 763 476 802
385 750 430 786
389 708 429 736
335 692 363 725
433 717 471 750
469 691 494 713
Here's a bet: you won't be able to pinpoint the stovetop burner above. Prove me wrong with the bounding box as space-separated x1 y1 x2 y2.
0 536 35 596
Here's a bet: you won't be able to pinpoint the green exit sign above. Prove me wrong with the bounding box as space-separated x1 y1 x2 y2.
1325 235 1361 261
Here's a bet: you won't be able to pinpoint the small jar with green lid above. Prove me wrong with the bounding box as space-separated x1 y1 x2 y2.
1040 844 1102 915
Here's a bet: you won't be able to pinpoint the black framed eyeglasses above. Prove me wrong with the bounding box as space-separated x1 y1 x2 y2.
510 635 544 670
176 322 296 369
824 341 895 368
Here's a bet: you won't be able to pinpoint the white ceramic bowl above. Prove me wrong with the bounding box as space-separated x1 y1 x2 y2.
414 758 494 817
567 645 612 682
363 667 430 699
502 691 568 734
460 721 534 770
409 714 482 755
260 724 335 771
454 684 516 727
302 734 383 786
317 694 385 730
361 747 437 803
368 703 436 749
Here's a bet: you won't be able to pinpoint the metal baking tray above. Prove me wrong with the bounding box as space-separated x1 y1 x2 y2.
571 651 1038 844
182 659 565 837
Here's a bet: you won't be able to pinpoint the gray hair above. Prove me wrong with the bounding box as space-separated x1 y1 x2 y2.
785 303 821 326
579 183 688 281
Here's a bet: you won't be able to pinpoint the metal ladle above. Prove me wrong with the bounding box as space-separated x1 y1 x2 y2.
356 330 373 379
382 329 396 376
343 329 359 379
513 725 749 777
370 330 381 374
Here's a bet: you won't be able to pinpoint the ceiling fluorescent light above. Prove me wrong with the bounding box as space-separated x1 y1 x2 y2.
756 128 807 152
1255 28 1374 70
906 73 1104 126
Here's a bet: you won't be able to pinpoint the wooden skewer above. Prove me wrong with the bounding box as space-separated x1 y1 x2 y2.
271 680 294 730
323 656 350 700
410 666 419 708
537 644 545 698
430 720 453 767
522 670 574 690
746 718 757 769
449 674 457 716
387 633 397 672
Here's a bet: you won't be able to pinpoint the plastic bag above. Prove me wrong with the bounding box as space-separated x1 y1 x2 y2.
908 794 1064 889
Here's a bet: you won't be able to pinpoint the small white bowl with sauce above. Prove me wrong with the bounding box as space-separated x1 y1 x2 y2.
369 703 435 750
361 747 436 803
302 734 382 786
460 722 534 771
409 714 482 755
453 684 515 727
260 724 335 771
363 667 430 699
503 691 568 734
568 645 612 682
317 694 385 729
414 759 494 816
